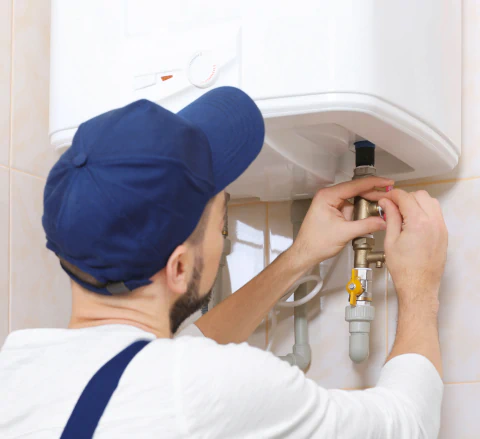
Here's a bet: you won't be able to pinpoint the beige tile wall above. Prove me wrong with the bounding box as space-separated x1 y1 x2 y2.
11 0 58 178
1 0 71 336
0 168 8 341
0 0 478 437
0 0 12 167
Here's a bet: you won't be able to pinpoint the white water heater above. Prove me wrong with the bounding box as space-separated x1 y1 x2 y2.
50 0 461 201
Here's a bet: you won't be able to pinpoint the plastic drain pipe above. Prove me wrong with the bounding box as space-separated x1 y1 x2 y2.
278 199 313 370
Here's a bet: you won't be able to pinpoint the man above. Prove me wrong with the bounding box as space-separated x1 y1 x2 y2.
0 87 447 438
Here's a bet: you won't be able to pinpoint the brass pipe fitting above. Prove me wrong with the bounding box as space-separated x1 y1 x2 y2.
353 250 369 268
352 199 385 269
353 198 381 222
368 202 382 217
366 251 386 265
348 161 385 300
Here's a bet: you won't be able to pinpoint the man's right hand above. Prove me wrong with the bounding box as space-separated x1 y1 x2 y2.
380 189 447 377
379 189 448 310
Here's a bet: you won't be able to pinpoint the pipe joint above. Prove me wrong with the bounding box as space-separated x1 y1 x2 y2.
366 251 385 265
292 343 312 371
279 346 311 371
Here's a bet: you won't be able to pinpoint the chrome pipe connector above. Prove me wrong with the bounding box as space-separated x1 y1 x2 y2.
355 268 373 302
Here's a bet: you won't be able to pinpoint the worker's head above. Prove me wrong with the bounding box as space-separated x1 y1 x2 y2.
42 87 264 334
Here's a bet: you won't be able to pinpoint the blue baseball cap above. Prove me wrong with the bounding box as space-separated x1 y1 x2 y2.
43 86 265 295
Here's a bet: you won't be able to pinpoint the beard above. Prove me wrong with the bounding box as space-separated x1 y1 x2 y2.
169 255 212 334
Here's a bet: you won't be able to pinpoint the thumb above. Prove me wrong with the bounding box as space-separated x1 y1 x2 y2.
378 198 402 244
341 216 386 242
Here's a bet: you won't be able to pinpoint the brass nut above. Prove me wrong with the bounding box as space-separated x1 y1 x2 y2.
353 166 376 178
353 237 375 248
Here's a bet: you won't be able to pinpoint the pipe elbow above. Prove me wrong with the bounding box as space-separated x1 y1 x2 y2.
293 344 312 371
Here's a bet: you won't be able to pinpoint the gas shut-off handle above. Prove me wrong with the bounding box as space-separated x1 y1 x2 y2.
346 269 363 306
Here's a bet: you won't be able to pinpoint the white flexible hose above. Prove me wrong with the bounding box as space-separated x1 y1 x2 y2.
266 252 342 352
276 275 324 308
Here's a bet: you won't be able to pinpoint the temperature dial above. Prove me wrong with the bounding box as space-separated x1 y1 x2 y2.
187 52 219 89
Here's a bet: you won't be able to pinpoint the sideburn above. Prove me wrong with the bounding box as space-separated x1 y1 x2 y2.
169 253 212 334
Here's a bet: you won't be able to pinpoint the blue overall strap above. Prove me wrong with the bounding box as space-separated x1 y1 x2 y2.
60 340 151 439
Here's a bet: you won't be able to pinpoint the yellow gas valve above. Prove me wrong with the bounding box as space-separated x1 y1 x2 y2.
346 269 363 306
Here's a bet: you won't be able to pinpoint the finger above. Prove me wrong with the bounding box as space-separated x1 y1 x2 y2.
359 189 394 202
378 198 402 243
412 190 439 217
341 201 354 221
324 177 395 204
340 216 386 241
380 189 424 218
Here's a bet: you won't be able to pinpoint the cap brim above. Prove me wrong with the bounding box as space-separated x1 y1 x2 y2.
178 86 265 193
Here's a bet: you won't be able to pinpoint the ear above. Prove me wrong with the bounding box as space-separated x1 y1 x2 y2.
165 244 192 295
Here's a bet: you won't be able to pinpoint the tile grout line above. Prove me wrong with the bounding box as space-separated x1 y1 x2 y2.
385 268 389 357
231 175 480 208
8 0 14 166
264 202 270 348
8 0 14 335
7 168 11 334
230 200 279 208
1 165 46 181
10 167 46 181
444 381 480 386
397 175 480 188
343 381 480 390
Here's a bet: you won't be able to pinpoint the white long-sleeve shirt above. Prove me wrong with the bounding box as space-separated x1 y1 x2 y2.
0 324 443 438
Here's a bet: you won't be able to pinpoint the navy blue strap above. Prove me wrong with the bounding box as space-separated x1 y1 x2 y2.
60 340 151 439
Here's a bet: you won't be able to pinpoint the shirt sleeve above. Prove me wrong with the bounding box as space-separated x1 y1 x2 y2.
175 339 443 439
